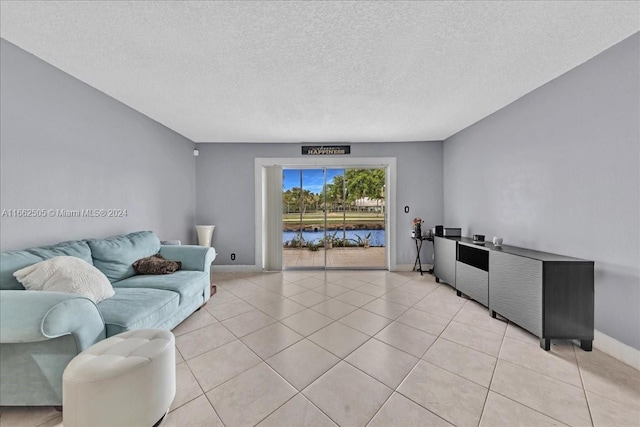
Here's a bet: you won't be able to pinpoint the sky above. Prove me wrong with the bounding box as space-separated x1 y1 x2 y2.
283 169 343 193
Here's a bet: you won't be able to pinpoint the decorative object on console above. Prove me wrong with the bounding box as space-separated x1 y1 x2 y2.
132 254 181 275
443 227 462 237
473 234 485 244
493 237 503 247
195 225 215 247
412 217 423 238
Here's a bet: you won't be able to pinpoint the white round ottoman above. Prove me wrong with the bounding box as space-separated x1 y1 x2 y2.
63 329 176 427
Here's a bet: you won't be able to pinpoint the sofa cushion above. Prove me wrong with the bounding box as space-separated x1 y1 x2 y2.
96 287 179 337
13 256 115 304
0 240 92 290
87 231 161 283
112 270 208 303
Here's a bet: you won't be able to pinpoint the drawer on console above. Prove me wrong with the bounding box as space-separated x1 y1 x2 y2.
457 243 489 271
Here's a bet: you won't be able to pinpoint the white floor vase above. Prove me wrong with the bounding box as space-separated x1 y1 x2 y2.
196 225 215 247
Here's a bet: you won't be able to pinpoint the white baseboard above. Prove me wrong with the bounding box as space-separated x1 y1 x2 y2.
593 329 640 371
213 264 435 273
211 265 263 273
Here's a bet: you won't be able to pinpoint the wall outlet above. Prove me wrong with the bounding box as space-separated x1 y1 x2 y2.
230 253 236 261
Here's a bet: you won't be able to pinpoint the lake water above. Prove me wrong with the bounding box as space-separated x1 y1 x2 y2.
283 229 386 247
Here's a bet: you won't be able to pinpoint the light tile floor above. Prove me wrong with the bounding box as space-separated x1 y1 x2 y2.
2 270 639 427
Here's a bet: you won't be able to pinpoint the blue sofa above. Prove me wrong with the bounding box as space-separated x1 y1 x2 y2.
0 231 216 406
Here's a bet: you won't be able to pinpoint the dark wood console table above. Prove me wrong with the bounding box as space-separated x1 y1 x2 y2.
434 236 594 351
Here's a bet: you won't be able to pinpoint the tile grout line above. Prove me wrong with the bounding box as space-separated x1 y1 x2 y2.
172 358 228 425
341 338 445 426
271 276 421 423
477 317 509 426
187 320 291 427
190 282 464 380
391 361 461 427
192 279 370 425
259 275 397 425
300 334 398 426
180 273 635 427
372 323 439 358
247 366 310 427
182 322 265 395
183 273 493 426
359 388 395 426
574 344 597 427
486 389 572 427
394 292 509 425
488 348 588 426
497 336 590 390
203 391 228 427
366 292 491 426
435 327 503 359
492 353 590 391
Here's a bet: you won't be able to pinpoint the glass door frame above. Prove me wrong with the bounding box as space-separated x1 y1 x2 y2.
256 157 397 272
282 167 329 270
324 166 387 270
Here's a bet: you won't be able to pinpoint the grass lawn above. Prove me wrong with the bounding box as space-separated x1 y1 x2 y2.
283 211 384 231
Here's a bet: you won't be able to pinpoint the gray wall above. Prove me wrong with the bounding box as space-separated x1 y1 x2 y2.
196 142 443 266
0 39 197 250
443 33 640 349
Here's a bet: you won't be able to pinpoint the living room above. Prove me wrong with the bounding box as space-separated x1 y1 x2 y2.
1 2 638 426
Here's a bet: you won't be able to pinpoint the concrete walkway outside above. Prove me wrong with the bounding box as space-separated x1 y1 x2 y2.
283 247 385 269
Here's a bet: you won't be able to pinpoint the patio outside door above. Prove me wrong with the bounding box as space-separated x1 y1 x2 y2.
282 167 386 270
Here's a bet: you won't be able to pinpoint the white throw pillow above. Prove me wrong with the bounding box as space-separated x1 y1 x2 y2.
13 256 115 303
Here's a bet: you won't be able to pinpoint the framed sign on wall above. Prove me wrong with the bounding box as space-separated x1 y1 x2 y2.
302 145 351 155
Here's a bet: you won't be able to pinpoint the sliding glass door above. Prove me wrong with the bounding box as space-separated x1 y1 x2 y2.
282 167 386 270
282 169 325 268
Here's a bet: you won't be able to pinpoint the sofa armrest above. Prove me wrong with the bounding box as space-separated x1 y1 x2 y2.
0 290 106 352
159 245 217 274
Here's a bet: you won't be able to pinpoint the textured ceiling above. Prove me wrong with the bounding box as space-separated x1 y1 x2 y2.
1 1 638 143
